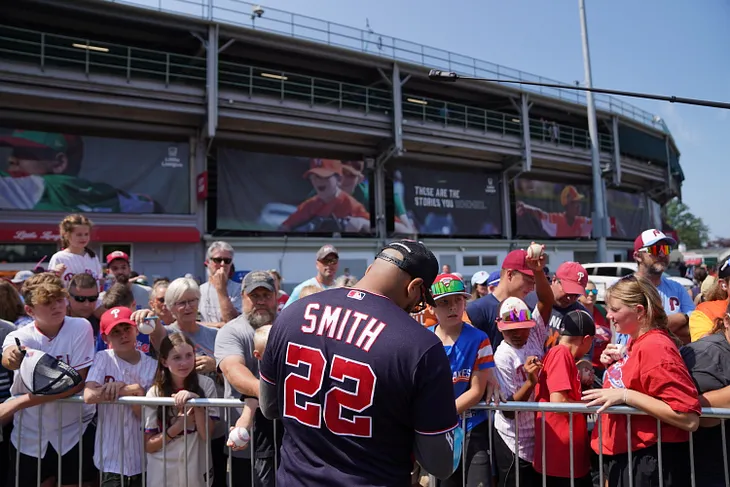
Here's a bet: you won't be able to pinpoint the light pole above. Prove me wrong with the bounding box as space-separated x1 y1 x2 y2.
579 0 608 262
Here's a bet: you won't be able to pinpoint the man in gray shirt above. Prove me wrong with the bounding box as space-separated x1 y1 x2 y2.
215 271 279 487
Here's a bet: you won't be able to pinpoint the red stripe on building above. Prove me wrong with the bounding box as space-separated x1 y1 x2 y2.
0 224 200 243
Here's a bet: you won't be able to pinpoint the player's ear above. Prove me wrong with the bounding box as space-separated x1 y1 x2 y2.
51 153 68 174
406 277 424 300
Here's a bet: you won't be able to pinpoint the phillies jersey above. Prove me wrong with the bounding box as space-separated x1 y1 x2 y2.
260 287 458 487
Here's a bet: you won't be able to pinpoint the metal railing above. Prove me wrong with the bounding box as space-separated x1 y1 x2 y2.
100 0 668 133
5 396 728 487
0 25 207 86
529 118 615 152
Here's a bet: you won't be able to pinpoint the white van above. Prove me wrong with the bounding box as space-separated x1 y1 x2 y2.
581 262 694 302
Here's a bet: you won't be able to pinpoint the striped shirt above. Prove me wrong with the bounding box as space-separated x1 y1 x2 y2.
493 311 548 462
87 349 157 476
48 250 103 288
428 322 495 432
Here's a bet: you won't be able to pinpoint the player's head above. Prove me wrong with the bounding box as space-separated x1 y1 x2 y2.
205 241 234 278
59 214 94 252
340 160 365 194
552 262 589 307
67 273 99 319
429 274 470 327
102 282 136 310
499 250 535 299
242 271 277 329
557 309 595 358
496 297 536 349
21 273 67 327
366 240 439 314
253 324 272 361
100 306 139 352
1 131 84 177
633 229 675 277
560 185 585 218
304 159 343 203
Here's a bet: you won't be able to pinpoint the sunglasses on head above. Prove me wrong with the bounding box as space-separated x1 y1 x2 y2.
210 257 232 265
500 308 533 323
585 289 598 296
640 244 671 256
70 294 98 303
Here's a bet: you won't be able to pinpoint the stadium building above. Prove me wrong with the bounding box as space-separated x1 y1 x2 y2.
0 0 685 288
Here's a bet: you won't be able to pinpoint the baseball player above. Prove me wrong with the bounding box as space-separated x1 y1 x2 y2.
259 240 461 485
516 185 592 238
279 158 370 233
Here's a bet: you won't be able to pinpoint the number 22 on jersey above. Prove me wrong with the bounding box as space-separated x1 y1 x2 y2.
283 342 376 438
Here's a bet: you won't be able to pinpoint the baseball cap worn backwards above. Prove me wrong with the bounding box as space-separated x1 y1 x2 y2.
555 262 589 295
316 244 339 261
633 228 677 252
501 250 534 277
560 309 596 337
431 274 471 300
376 240 439 305
100 306 137 336
0 131 71 152
242 271 276 295
304 159 343 179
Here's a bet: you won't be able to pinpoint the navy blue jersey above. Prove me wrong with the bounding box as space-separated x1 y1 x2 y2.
260 287 458 487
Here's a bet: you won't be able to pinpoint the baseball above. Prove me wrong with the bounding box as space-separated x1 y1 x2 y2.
137 320 155 335
527 242 544 259
228 427 250 448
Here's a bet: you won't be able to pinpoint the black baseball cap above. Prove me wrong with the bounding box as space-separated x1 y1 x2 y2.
719 257 730 279
376 240 439 305
559 309 596 337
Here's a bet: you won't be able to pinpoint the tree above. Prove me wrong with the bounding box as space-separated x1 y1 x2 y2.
664 198 710 249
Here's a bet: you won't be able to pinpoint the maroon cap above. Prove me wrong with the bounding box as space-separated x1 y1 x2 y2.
501 250 534 277
556 262 589 295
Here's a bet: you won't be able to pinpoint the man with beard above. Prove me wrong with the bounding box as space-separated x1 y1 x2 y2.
99 251 151 310
629 229 695 344
258 240 461 486
215 271 281 487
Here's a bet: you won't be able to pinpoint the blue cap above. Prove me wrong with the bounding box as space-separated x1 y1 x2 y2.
487 271 501 286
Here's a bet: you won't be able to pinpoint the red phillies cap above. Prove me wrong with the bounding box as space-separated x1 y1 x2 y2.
100 306 137 336
501 250 533 276
633 229 677 253
106 251 130 265
556 262 589 295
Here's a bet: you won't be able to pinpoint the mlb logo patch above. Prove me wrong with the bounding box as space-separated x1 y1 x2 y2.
347 290 365 300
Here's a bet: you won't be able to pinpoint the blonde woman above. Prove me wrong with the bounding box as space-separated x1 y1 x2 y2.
583 275 700 486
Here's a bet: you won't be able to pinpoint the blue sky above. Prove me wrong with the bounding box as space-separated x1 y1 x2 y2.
135 0 729 237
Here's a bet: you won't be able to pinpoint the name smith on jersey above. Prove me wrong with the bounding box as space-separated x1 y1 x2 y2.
300 302 387 352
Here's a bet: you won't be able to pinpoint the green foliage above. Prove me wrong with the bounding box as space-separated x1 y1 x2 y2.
665 198 710 249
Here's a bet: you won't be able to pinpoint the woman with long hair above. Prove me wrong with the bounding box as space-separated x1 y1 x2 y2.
583 275 701 486
680 300 730 486
143 333 218 487
48 214 102 287
0 280 32 327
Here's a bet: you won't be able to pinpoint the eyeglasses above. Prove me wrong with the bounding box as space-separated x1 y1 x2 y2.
411 285 429 314
499 307 533 323
70 294 98 303
640 244 671 256
210 257 232 265
431 278 467 296
174 298 199 309
585 289 598 296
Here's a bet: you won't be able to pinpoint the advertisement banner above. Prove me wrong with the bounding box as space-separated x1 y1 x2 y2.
0 129 190 214
391 164 502 236
217 149 373 234
515 179 593 238
605 189 649 240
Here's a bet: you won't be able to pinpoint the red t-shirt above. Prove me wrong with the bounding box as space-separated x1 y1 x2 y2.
591 329 701 456
276 292 289 313
533 345 590 478
590 309 611 368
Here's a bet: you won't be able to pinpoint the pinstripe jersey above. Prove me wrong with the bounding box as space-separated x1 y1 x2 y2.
493 311 548 461
428 322 495 432
87 349 157 476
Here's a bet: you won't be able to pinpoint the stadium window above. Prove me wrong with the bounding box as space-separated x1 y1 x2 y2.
481 255 498 266
463 256 480 267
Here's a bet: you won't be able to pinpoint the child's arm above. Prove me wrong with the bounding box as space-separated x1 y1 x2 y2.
144 415 186 453
455 368 490 415
193 406 215 442
119 384 146 418
503 356 543 419
0 367 89 422
84 380 126 404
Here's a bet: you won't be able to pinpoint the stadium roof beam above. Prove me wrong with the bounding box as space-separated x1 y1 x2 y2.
508 94 534 173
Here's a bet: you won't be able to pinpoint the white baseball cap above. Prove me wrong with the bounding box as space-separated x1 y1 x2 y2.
11 270 34 284
471 271 489 286
633 229 677 252
18 345 83 395
496 297 536 331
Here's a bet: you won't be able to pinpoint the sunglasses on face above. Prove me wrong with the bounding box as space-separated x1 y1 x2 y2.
210 257 232 265
500 308 533 323
585 289 598 296
640 244 671 256
70 294 98 303
319 258 338 266
411 285 430 314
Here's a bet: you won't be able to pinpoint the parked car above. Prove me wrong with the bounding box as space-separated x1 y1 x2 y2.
582 262 694 302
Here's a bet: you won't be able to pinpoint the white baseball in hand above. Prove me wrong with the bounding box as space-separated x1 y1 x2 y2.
527 242 544 259
137 320 155 335
228 427 250 448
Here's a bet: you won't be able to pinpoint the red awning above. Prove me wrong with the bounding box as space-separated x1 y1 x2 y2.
0 223 200 244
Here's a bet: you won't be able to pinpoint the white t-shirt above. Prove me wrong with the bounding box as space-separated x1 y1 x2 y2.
198 280 242 323
144 375 219 487
87 349 157 476
493 311 548 462
48 250 103 288
2 316 96 457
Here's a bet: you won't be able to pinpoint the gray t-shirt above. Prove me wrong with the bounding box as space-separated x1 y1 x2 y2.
165 322 225 438
214 314 257 459
199 280 242 323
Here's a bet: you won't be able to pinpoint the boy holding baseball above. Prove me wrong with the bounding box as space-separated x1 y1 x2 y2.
84 306 157 487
